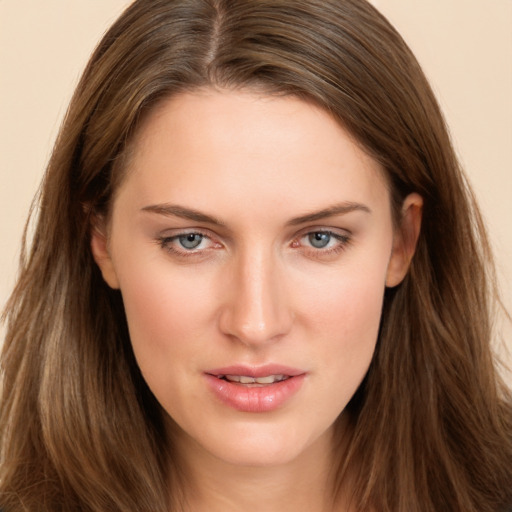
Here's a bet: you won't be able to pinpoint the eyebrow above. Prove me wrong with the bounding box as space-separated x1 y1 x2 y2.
141 204 226 226
286 202 371 226
141 201 371 226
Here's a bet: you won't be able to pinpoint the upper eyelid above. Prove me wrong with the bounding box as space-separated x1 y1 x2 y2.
159 227 216 240
294 225 352 238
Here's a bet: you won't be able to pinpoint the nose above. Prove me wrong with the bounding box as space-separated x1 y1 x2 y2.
218 248 293 347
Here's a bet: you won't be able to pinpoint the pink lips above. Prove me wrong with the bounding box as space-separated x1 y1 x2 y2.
205 365 306 413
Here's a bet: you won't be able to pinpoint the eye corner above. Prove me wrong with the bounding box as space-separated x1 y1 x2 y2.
155 229 225 260
288 228 352 260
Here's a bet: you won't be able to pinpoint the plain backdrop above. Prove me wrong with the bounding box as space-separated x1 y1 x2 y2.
1 1 511 375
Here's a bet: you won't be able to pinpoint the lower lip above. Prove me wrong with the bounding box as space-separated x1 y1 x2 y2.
205 374 306 413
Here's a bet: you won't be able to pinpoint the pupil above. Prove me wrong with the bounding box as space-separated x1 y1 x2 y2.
179 233 203 249
309 232 330 248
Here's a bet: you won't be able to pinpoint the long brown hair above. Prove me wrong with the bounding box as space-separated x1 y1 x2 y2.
1 1 511 510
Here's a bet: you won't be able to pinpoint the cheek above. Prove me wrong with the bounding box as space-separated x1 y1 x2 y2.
115 258 217 380
304 254 387 337
302 259 387 387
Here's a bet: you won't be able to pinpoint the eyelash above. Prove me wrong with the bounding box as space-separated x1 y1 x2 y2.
156 232 218 258
156 229 351 259
294 230 351 257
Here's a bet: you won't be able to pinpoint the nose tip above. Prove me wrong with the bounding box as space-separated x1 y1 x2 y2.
218 255 293 347
228 314 285 346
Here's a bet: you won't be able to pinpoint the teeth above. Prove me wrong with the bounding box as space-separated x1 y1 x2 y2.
224 374 288 384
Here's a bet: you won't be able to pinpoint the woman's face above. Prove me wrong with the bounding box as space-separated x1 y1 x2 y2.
92 89 418 469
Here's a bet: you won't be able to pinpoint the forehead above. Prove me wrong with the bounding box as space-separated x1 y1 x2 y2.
117 89 390 219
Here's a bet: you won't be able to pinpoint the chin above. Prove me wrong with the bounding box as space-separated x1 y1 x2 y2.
174 416 334 470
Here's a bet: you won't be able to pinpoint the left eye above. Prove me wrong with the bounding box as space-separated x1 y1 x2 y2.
307 232 332 249
178 233 204 249
295 230 350 254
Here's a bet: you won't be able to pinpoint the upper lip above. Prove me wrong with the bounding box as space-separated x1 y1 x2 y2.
206 364 306 378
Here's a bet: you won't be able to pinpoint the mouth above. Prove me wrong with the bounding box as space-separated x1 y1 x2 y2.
215 374 290 386
205 365 306 412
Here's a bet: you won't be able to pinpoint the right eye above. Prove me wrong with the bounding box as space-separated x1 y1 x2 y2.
156 230 222 259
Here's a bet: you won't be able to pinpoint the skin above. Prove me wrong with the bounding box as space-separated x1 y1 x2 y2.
92 89 422 511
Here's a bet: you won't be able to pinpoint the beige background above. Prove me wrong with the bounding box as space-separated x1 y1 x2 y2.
1 1 511 373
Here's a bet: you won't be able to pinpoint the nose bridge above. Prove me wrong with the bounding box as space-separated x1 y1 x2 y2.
219 244 291 345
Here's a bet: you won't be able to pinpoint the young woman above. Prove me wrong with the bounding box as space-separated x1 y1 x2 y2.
1 1 511 511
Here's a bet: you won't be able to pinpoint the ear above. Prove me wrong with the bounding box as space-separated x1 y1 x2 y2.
385 193 423 288
90 219 120 289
